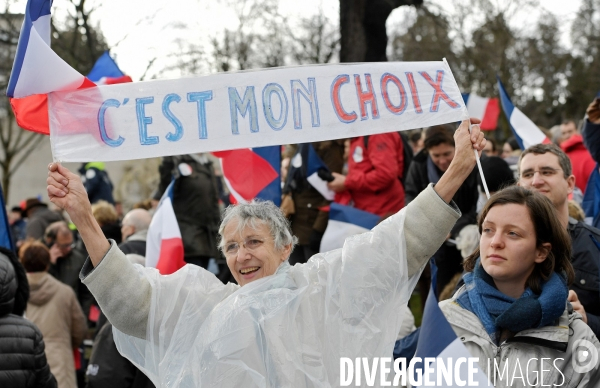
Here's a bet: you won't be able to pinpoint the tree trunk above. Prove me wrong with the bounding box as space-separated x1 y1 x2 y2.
340 0 422 63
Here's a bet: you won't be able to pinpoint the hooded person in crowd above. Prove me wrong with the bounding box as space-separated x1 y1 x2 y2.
46 120 486 387
21 241 87 388
0 247 56 388
440 186 600 387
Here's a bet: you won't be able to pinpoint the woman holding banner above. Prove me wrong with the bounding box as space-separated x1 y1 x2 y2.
47 120 485 387
440 186 600 387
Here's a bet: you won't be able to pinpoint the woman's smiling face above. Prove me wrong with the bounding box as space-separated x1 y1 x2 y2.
222 219 291 286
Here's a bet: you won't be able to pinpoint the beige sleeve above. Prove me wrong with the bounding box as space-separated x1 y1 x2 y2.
81 241 151 339
404 183 461 277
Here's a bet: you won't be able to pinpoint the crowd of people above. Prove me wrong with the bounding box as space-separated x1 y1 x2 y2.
1 97 600 386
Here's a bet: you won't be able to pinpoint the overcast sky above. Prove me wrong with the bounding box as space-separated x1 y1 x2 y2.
8 0 584 80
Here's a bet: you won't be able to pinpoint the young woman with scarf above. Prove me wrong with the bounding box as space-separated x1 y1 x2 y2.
440 185 600 387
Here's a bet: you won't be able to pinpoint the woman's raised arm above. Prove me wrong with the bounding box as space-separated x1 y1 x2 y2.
47 163 110 267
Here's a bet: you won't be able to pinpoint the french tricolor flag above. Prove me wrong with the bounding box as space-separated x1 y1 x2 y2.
213 146 281 205
319 203 379 253
462 93 500 131
145 180 185 275
497 77 550 150
7 0 130 135
413 261 492 387
87 51 133 85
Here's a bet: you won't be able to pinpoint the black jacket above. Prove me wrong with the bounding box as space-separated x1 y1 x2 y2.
0 251 56 388
568 218 600 336
404 149 479 237
154 155 221 260
86 322 154 388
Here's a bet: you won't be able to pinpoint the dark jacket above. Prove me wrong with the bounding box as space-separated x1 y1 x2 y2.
582 120 600 162
79 162 115 205
118 230 147 257
86 322 154 388
48 246 94 321
25 207 64 241
0 251 56 388
154 155 221 260
405 149 478 237
287 141 345 245
568 217 600 336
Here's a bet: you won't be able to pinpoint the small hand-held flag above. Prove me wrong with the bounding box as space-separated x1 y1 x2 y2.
145 180 185 275
462 93 500 131
497 77 550 149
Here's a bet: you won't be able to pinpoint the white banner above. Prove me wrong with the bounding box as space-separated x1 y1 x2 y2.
49 61 468 162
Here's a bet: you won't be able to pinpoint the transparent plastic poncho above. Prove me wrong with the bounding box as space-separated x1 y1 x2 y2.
113 210 422 387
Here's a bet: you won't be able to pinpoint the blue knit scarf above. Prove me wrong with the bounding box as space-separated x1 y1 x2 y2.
457 258 567 343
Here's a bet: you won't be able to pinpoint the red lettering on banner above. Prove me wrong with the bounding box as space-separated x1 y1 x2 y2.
419 70 460 111
331 75 357 123
380 73 407 115
405 72 423 113
354 74 379 120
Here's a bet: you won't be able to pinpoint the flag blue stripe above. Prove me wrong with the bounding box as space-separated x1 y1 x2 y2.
414 260 458 358
461 93 470 105
306 144 328 176
0 187 15 252
496 77 525 150
329 203 379 230
254 146 281 206
87 51 125 81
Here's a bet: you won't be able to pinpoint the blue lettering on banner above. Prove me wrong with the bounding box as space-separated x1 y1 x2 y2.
97 99 125 148
229 86 259 134
163 93 184 142
262 83 288 131
136 97 159 146
290 78 320 129
187 91 213 139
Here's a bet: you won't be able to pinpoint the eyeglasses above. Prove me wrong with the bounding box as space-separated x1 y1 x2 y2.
520 167 562 180
223 237 267 257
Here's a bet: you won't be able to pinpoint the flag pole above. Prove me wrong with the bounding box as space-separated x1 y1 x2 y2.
443 58 490 199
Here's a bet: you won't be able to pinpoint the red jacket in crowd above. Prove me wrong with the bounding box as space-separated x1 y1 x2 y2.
344 133 405 216
561 134 596 192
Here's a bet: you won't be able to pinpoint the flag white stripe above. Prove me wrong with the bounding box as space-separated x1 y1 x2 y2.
320 219 369 252
466 94 488 122
510 107 546 148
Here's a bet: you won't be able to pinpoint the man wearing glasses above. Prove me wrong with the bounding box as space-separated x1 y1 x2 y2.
44 221 94 321
518 143 600 336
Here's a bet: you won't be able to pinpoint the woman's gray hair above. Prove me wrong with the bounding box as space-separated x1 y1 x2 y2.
218 200 298 254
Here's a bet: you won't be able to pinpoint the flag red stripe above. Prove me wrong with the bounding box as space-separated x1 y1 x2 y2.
156 237 185 275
